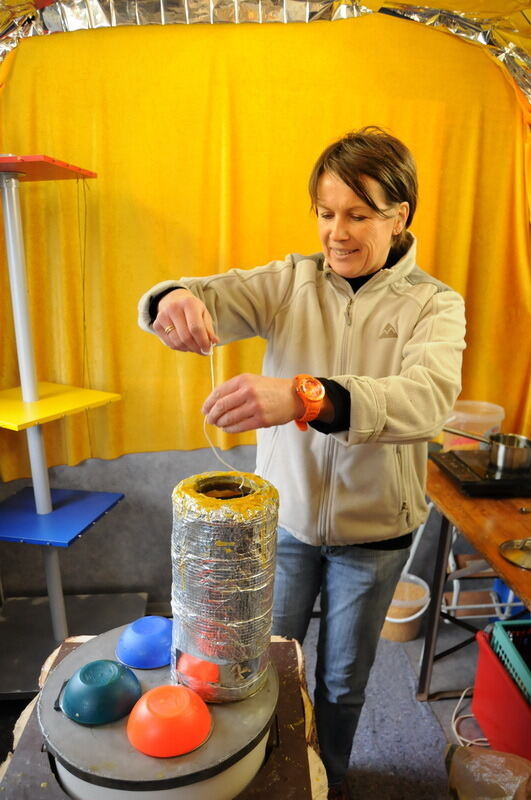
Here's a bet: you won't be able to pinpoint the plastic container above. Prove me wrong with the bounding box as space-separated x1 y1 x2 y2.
443 400 505 451
491 578 531 622
472 631 531 760
116 615 172 669
490 620 531 702
127 684 212 758
176 652 221 701
59 659 142 726
380 574 430 642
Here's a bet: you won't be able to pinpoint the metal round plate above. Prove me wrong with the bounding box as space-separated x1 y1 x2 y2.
499 538 531 570
38 625 278 791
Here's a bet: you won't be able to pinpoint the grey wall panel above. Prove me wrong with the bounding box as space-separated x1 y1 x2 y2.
0 446 256 604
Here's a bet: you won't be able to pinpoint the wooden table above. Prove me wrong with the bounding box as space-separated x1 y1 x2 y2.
417 459 531 701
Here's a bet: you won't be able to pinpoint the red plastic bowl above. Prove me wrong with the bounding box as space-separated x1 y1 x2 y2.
177 652 220 683
127 684 212 758
176 653 221 701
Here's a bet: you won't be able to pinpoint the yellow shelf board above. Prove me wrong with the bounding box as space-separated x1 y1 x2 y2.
0 382 121 431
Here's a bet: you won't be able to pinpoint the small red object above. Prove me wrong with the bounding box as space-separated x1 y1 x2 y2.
472 631 531 760
177 652 220 684
0 155 96 181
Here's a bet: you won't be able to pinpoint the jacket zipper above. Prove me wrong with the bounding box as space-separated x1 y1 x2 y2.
337 296 353 404
318 436 335 545
319 294 353 545
395 445 411 526
344 298 353 325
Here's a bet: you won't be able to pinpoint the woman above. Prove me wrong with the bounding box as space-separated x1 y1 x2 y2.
138 126 466 800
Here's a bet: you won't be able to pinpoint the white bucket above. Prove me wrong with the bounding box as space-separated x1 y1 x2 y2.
443 400 505 451
380 574 430 642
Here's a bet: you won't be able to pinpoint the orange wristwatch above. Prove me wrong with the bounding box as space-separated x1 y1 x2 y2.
293 374 325 431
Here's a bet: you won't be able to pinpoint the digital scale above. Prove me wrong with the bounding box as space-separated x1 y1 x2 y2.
430 450 531 498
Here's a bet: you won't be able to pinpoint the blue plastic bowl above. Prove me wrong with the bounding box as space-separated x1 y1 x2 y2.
116 616 172 669
59 659 141 726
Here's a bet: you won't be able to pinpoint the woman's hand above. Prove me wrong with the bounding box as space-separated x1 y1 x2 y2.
202 374 305 433
153 289 219 355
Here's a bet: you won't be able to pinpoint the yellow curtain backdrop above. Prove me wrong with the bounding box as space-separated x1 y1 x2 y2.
0 15 529 481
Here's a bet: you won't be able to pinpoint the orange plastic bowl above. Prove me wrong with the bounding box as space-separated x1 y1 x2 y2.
176 653 221 702
126 684 212 758
177 652 220 684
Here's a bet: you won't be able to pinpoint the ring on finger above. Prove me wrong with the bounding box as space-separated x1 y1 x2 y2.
164 325 175 335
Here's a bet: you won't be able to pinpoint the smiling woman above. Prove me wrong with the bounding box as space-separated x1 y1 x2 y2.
137 126 466 799
315 173 408 279
310 126 417 279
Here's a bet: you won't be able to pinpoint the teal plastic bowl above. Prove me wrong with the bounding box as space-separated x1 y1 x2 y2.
59 659 142 726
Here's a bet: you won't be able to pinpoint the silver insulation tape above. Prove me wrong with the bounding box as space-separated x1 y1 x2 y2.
171 471 278 702
0 3 528 101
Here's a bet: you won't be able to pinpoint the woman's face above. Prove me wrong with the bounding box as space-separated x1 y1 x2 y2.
316 171 409 279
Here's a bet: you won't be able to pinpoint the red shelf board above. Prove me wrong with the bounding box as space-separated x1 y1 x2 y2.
0 155 96 181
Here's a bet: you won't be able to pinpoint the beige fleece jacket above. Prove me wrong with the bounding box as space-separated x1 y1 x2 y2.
138 235 466 545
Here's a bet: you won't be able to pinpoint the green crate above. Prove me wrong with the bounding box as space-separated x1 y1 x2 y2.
491 620 531 703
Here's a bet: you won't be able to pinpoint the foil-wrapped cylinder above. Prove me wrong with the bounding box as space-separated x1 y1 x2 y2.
171 471 278 702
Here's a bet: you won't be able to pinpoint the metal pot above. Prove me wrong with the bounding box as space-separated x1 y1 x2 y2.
442 427 531 471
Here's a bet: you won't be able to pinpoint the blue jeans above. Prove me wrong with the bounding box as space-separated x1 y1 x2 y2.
272 527 410 786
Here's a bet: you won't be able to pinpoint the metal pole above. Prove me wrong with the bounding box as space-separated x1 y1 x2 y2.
0 173 39 400
26 426 53 514
0 171 68 640
416 513 453 701
43 548 69 641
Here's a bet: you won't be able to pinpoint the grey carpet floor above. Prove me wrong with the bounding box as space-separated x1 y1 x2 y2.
303 623 450 800
298 500 505 799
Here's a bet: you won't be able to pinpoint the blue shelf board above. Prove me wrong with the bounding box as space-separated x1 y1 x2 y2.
0 487 124 547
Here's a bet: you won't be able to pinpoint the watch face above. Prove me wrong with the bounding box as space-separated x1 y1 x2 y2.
299 376 325 401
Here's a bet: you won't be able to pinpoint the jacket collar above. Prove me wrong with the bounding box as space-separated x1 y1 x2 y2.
322 232 417 291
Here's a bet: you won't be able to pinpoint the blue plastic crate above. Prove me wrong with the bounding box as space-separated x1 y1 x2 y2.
490 578 531 621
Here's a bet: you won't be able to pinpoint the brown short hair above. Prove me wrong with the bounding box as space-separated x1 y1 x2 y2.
309 126 418 242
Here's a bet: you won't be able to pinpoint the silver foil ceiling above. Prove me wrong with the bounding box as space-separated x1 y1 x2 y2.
0 1 529 101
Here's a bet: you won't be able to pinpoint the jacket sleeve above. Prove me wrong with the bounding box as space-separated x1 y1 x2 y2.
138 280 186 333
310 378 351 433
331 289 466 445
137 259 297 343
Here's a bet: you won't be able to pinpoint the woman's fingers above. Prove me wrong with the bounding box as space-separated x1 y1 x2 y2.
181 304 219 355
155 290 218 354
201 308 220 354
203 382 251 428
202 374 299 432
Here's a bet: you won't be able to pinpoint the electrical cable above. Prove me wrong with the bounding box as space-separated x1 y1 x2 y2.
76 176 94 454
450 686 489 747
202 346 246 481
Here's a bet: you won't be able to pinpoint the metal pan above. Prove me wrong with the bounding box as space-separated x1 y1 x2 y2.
442 426 531 471
499 538 531 570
